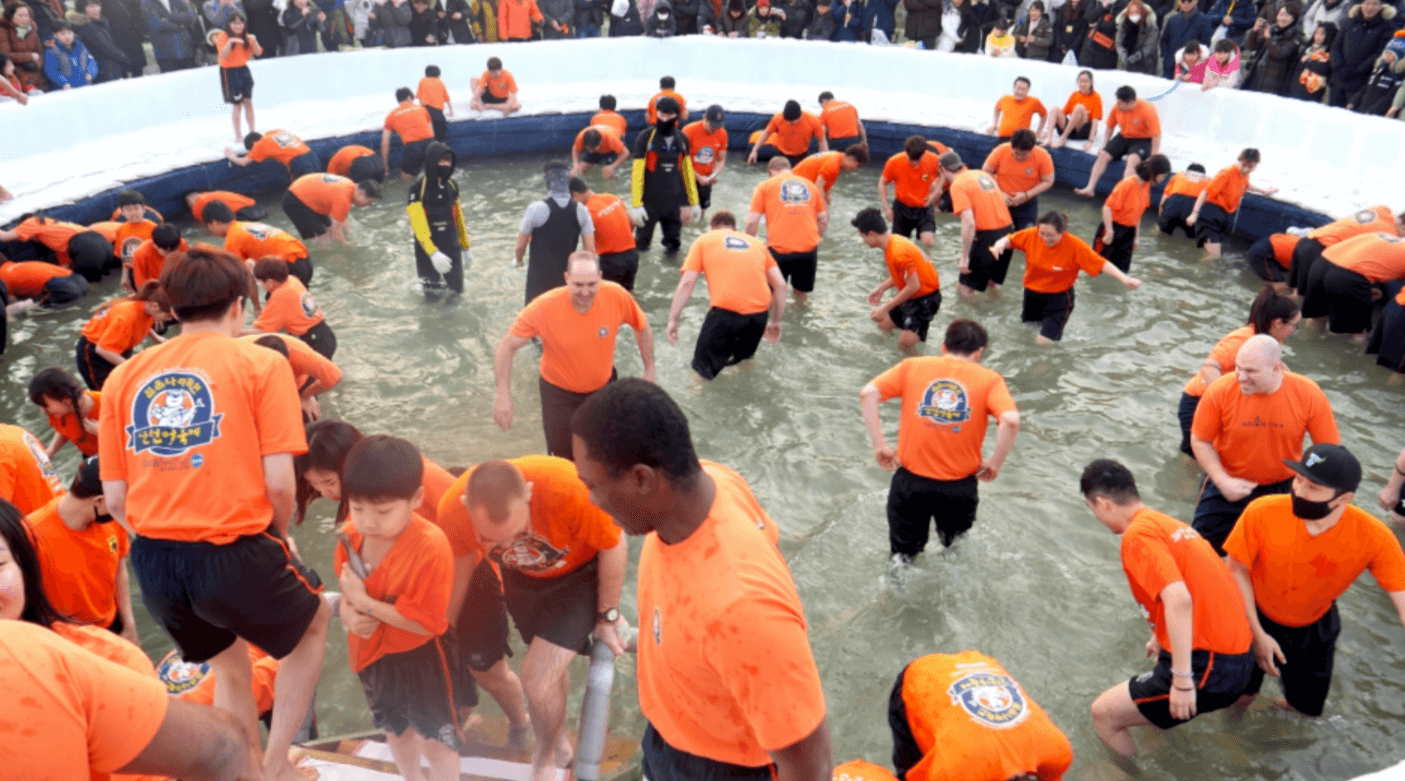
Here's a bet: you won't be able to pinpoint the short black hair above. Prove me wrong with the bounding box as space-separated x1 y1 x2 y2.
1213 37 1238 53
655 95 680 116
1010 128 1037 151
201 200 235 225
425 64 440 77
487 56 502 70
782 99 802 121
1187 162 1206 174
243 131 262 151
903 135 927 160
343 435 424 502
571 379 702 488
356 180 381 199
943 319 988 354
569 176 590 194
583 128 602 148
818 90 834 103
660 75 675 89
152 223 182 251
1036 210 1067 233
843 143 870 165
254 333 290 358
1079 459 1140 504
395 86 414 103
851 207 887 235
599 94 616 110
1114 85 1137 102
1014 76 1031 88
117 190 146 207
1240 147 1262 164
28 367 85 409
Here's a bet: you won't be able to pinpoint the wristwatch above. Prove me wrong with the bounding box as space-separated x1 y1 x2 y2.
597 607 620 623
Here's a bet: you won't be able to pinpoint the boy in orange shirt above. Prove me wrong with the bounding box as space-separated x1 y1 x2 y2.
570 125 631 179
130 224 187 288
682 105 729 218
817 90 866 150
203 200 314 287
747 99 827 167
981 128 1055 230
987 76 1047 139
646 76 688 125
249 258 337 358
282 172 381 244
225 128 321 182
27 367 101 457
879 136 941 248
470 56 520 116
185 189 265 222
1074 85 1161 198
383 87 437 179
591 94 628 135
326 144 386 183
114 190 158 290
417 64 454 141
745 156 828 304
1188 148 1278 257
1156 162 1208 238
793 145 869 207
335 435 472 781
939 152 1014 301
0 255 89 305
853 208 941 350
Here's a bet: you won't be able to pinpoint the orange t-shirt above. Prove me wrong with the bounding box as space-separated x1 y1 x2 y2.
1009 228 1105 294
1191 372 1339 485
0 621 168 779
994 95 1046 138
213 30 253 67
239 333 342 395
833 760 898 781
247 130 311 167
114 220 156 267
419 455 455 523
289 173 357 222
646 89 687 125
982 144 1054 196
326 145 378 178
1121 507 1253 654
1226 496 1405 627
131 238 187 288
434 455 621 578
0 424 63 514
224 221 307 264
762 111 824 157
417 76 450 110
27 496 130 626
1162 170 1208 200
586 193 636 257
1309 205 1398 246
1105 175 1154 226
253 277 325 336
636 464 823 767
190 190 257 223
590 109 628 136
1267 233 1299 269
870 356 1016 482
573 125 627 157
749 173 823 255
682 120 728 178
1322 232 1405 283
1062 90 1103 122
46 390 102 457
819 100 861 140
1182 325 1253 397
384 103 435 144
0 260 73 299
99 331 306 544
1205 165 1250 213
1106 99 1160 139
507 283 648 393
81 299 155 355
793 151 843 194
899 651 1073 781
682 229 778 315
949 170 1013 231
13 217 85 265
883 234 940 297
336 514 454 672
479 69 518 99
51 622 154 680
167 645 278 715
882 152 941 208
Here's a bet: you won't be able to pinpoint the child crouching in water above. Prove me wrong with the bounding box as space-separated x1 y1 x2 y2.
336 435 476 780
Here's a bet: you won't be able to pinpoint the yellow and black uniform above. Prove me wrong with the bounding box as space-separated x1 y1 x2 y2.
407 141 471 298
631 119 700 256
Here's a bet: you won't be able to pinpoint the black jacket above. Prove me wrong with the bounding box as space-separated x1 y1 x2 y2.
904 0 942 41
1053 0 1090 61
1244 21 1301 94
68 11 130 82
1331 3 1397 86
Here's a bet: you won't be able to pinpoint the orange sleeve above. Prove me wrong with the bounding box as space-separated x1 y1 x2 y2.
749 180 767 215
949 179 972 215
330 184 353 224
1104 180 1130 215
573 128 588 153
434 473 481 559
508 302 541 340
71 638 171 772
1304 384 1339 446
1222 503 1258 566
252 287 294 333
984 375 1016 418
869 361 907 402
390 526 454 637
1366 524 1405 592
880 156 900 184
1189 381 1225 443
620 288 648 332
254 352 308 457
1144 104 1161 136
1121 525 1183 604
246 137 272 163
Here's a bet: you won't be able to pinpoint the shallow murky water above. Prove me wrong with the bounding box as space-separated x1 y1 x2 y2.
5 153 1403 780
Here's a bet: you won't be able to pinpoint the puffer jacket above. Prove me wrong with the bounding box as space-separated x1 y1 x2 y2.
1013 11 1052 58
68 10 129 81
905 0 942 42
369 0 413 45
1331 2 1396 91
1115 5 1158 74
747 3 781 34
1244 19 1300 94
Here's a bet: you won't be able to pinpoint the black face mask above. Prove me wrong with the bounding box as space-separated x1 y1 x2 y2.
1290 490 1337 521
655 117 676 133
93 510 115 525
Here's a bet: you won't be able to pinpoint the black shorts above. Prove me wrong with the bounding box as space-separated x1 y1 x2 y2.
1195 202 1232 247
235 203 269 221
358 634 476 747
1021 287 1075 341
500 556 599 654
1320 265 1373 334
641 722 772 781
1104 134 1153 162
1300 254 1334 319
297 319 337 359
598 248 639 292
772 249 818 293
887 467 978 557
889 290 941 341
400 138 432 176
281 190 332 239
1191 476 1293 555
1158 194 1196 238
893 200 936 239
1177 392 1200 457
1129 649 1257 729
481 91 507 104
220 65 253 104
692 307 769 380
347 154 386 183
67 230 114 282
74 335 127 390
1008 197 1039 230
44 274 90 306
288 151 321 181
130 531 323 663
828 135 861 151
425 105 447 141
1063 118 1092 141
695 182 712 210
959 225 1014 292
1244 604 1340 717
1096 221 1137 273
1247 236 1288 283
580 150 619 165
1289 237 1325 296
454 558 513 672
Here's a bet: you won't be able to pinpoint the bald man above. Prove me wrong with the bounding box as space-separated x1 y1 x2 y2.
1188 335 1339 554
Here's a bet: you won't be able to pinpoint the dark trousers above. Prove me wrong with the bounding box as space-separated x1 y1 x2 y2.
539 370 615 459
1177 392 1200 456
297 320 337 359
1191 477 1293 555
635 201 683 255
598 248 639 291
156 57 195 72
886 468 979 558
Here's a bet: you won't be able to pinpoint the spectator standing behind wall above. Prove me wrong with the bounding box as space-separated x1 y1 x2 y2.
141 0 197 72
368 0 412 45
70 0 132 82
315 0 349 48
904 0 942 50
101 0 148 76
864 0 897 42
243 0 284 54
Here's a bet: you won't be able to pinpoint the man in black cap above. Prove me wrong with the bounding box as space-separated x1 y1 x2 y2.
1224 443 1405 717
631 95 700 257
515 161 597 304
682 104 730 223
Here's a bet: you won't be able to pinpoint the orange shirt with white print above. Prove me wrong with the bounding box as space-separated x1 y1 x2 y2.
238 333 342 395
81 299 156 355
0 424 63 514
682 229 778 315
253 277 325 337
1309 205 1398 246
587 193 637 257
749 172 823 255
884 234 940 297
508 283 648 393
1162 170 1208 200
1191 371 1339 485
247 130 311 167
948 170 1012 231
384 103 435 145
114 220 156 267
683 120 728 179
190 191 256 223
591 110 628 136
289 174 357 222
646 89 687 125
223 221 308 264
819 100 862 140
1321 232 1405 283
793 151 843 194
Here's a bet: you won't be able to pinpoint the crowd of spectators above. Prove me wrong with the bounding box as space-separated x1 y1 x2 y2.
1 0 1403 112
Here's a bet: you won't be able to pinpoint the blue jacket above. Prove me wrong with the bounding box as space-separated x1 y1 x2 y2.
43 39 98 87
1207 0 1256 41
1159 9 1214 77
862 0 898 38
142 0 197 60
831 0 863 40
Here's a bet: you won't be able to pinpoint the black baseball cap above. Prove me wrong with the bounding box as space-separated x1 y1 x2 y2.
1283 444 1361 493
705 104 725 123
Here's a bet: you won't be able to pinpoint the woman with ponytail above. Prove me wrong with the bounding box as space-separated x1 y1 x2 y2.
1095 153 1172 273
295 418 455 525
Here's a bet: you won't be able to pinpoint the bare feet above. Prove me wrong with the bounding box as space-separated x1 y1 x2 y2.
1073 187 1095 197
1050 136 1066 149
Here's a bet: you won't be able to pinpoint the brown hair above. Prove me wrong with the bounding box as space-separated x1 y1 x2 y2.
252 256 290 283
464 460 526 524
159 246 248 323
92 279 171 317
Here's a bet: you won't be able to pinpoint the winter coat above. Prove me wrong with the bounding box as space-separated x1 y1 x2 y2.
0 14 46 88
282 3 322 52
830 0 862 40
905 0 942 41
574 0 607 31
368 0 413 45
1014 12 1052 57
140 0 197 61
671 0 699 31
1079 0 1119 68
408 0 441 43
539 0 572 35
1300 0 1347 44
805 4 834 36
1348 48 1405 112
243 0 285 53
1051 0 1088 61
1158 7 1213 76
747 5 781 34
1331 3 1396 90
863 0 897 38
777 0 809 36
644 0 675 33
443 0 478 40
1244 20 1300 93
101 0 146 75
952 0 992 51
43 37 97 87
609 0 642 33
1115 6 1158 73
1289 40 1332 99
68 10 130 81
1207 0 1256 42
202 0 243 27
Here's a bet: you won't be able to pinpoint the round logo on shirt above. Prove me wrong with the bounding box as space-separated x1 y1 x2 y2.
244 223 275 240
1354 209 1378 224
490 532 568 574
948 671 1029 729
1024 167 1034 176
918 380 972 425
597 326 610 338
694 147 715 165
977 175 998 192
157 649 211 695
723 235 751 251
126 370 223 458
120 236 144 262
652 607 662 645
300 292 320 319
779 179 811 204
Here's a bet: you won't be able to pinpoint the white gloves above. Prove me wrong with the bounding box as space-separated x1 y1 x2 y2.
629 206 648 226
690 205 702 223
461 248 473 271
430 251 452 274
